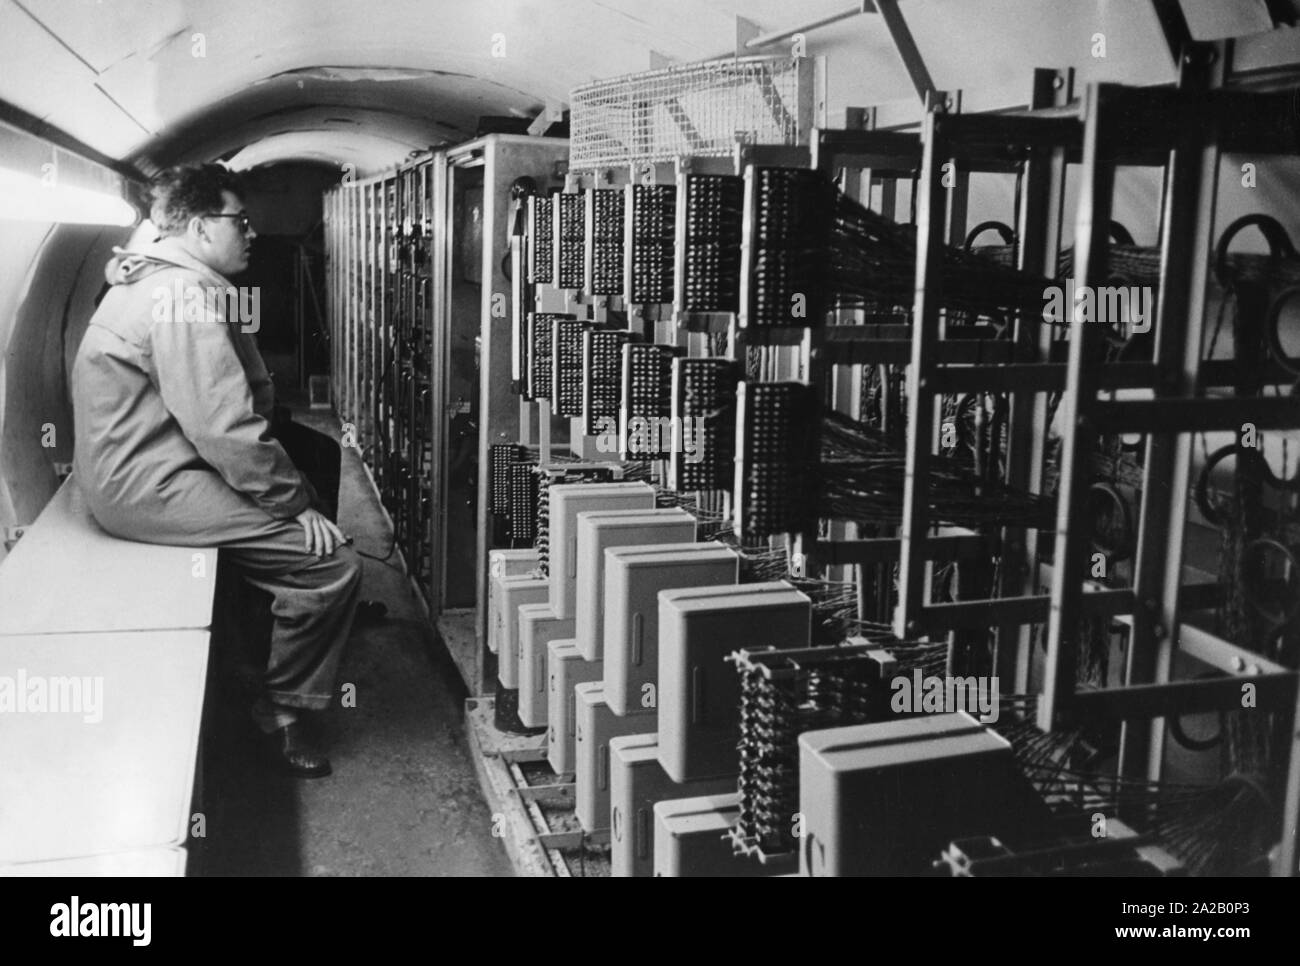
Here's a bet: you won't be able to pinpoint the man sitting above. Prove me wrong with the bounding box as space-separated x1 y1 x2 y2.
72 163 359 778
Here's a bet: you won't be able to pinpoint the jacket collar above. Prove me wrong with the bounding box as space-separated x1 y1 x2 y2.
105 236 236 289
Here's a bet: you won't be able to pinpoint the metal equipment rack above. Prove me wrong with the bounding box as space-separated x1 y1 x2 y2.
1036 47 1300 874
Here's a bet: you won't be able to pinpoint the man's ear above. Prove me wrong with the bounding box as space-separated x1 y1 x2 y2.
187 215 208 242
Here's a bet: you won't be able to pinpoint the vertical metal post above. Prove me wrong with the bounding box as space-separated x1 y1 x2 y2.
895 105 948 639
1121 48 1221 783
1281 676 1300 875
362 183 370 447
339 189 348 423
1001 68 1072 693
941 92 968 248
352 183 358 422
428 157 449 614
1039 83 1115 732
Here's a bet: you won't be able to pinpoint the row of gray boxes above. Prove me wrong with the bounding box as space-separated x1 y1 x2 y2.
486 480 1023 876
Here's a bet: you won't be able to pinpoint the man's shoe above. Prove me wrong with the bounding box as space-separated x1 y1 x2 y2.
264 722 332 779
355 600 388 626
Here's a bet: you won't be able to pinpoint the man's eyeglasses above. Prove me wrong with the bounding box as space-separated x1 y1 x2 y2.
203 212 254 233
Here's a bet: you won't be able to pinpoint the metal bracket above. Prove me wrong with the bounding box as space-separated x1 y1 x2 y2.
527 100 566 138
537 828 611 849
845 106 876 130
1150 0 1195 71
876 0 937 103
499 745 549 764
736 16 761 58
2 526 25 552
925 88 960 116
512 783 574 806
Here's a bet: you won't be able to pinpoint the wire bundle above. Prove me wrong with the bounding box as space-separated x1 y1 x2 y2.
556 192 585 290
629 184 676 303
970 219 1163 296
834 185 1052 324
682 174 744 312
788 578 874 646
588 188 625 295
734 383 1053 538
994 709 1276 876
698 518 790 582
741 167 1054 329
817 407 1055 532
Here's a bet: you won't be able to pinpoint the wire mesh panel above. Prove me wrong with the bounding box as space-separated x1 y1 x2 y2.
569 56 810 170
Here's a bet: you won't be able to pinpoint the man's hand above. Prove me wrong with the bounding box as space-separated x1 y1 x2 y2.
295 507 346 557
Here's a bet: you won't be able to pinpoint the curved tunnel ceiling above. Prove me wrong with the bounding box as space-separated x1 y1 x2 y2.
1 0 1273 179
0 0 855 177
221 129 429 174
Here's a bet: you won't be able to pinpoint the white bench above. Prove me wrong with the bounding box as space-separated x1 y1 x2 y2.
0 847 187 876
0 480 216 635
0 479 216 876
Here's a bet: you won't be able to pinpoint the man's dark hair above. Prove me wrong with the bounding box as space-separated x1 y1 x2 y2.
149 163 245 237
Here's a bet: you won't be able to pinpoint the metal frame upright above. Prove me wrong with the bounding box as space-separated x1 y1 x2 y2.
1035 46 1300 874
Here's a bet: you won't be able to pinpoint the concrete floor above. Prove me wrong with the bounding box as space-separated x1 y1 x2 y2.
198 409 513 877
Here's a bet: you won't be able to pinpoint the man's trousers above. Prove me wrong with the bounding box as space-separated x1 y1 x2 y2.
224 418 358 726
